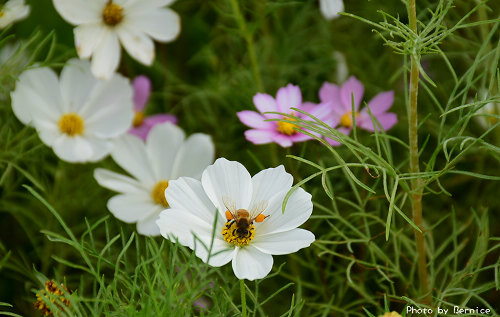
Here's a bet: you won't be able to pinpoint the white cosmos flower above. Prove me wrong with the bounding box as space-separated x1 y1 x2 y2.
157 158 315 281
0 0 30 29
94 123 215 236
10 58 134 163
52 0 181 80
474 89 499 129
319 0 344 20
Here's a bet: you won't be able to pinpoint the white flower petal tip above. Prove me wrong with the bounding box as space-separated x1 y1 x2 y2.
159 157 315 280
319 0 344 20
0 0 31 29
10 58 134 163
52 0 181 79
95 122 215 236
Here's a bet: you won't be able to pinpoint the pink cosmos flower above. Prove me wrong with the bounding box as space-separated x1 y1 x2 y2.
320 76 397 145
237 84 332 147
129 75 177 141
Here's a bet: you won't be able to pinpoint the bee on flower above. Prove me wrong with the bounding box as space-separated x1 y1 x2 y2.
157 158 315 281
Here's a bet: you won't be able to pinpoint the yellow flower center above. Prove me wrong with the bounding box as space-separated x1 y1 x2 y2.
222 221 255 247
340 111 359 128
102 1 123 26
0 11 4 18
132 111 145 127
379 312 402 317
276 113 299 136
151 180 169 207
58 113 84 136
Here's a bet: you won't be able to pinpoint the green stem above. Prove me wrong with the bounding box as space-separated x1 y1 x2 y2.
240 279 247 317
229 0 263 91
408 0 431 304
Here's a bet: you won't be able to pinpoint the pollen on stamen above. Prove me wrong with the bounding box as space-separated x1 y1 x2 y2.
132 111 145 127
34 280 71 316
277 113 299 136
340 111 359 128
222 221 255 247
102 1 123 26
58 113 84 137
151 180 169 208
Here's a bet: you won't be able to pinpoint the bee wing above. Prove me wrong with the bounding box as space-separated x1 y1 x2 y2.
250 200 269 220
222 195 237 215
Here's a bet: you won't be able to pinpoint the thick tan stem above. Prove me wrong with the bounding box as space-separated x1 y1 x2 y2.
408 0 431 304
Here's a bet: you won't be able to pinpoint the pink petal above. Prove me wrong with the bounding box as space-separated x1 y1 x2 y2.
237 111 275 130
290 132 314 142
299 101 332 122
128 114 177 141
326 137 341 146
244 129 277 145
128 125 149 141
366 91 394 114
319 82 340 103
133 75 152 111
358 112 398 131
143 113 178 126
271 134 294 147
276 84 302 113
253 93 277 113
300 102 318 114
340 76 364 112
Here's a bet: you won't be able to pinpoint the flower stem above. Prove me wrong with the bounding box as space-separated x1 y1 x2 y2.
229 0 263 91
408 0 431 304
240 279 247 317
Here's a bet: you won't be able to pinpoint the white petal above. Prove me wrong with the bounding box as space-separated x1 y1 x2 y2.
319 0 344 20
85 136 113 162
255 187 313 236
201 158 253 218
157 208 234 267
248 165 292 218
124 0 176 14
146 123 185 180
108 194 158 223
195 237 235 267
0 0 30 28
165 177 221 227
59 59 97 112
11 67 63 125
127 8 180 42
136 208 163 236
170 133 214 179
252 229 315 255
91 30 121 80
37 124 60 146
117 25 155 66
52 135 93 162
80 74 134 137
232 246 273 281
94 168 147 194
110 134 156 187
52 0 102 25
74 23 106 59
